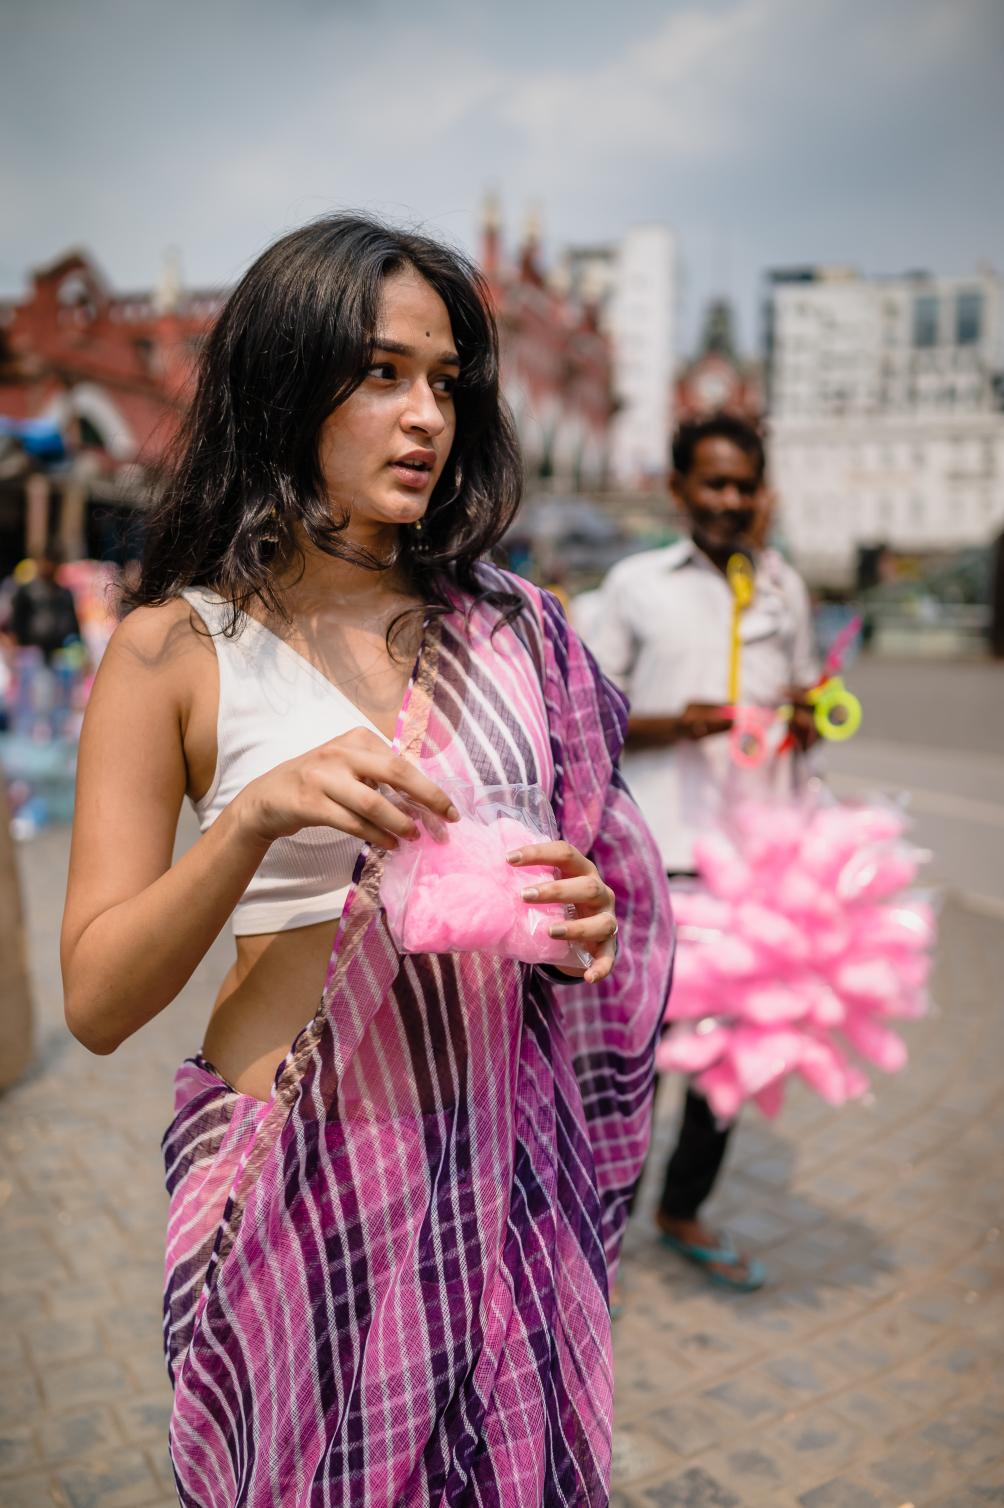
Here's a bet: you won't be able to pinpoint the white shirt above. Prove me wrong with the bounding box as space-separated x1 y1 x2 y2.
581 540 818 872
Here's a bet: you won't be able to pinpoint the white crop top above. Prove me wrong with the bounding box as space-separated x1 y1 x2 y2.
181 588 391 935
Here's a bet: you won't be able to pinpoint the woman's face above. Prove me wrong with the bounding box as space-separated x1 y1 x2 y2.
318 267 459 546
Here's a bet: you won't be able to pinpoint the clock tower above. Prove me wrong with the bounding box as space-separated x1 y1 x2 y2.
676 298 763 424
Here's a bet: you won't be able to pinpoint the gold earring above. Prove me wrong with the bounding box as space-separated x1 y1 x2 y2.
261 505 280 546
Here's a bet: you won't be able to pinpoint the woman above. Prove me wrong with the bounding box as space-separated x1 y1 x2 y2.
62 215 672 1507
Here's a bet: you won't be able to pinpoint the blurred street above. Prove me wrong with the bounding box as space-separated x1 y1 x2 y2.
0 654 1001 1507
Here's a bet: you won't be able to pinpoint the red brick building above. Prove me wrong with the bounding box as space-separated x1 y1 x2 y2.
0 220 615 576
481 201 615 490
0 251 220 571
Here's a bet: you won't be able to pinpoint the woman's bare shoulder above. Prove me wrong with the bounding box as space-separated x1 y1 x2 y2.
104 597 216 675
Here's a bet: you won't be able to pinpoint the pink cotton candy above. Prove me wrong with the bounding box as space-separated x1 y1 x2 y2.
801 978 845 1027
855 903 935 953
775 867 839 921
706 935 762 979
666 796 934 1119
731 1027 804 1095
735 901 810 962
885 989 927 1019
699 1060 745 1121
836 846 921 902
692 832 750 899
797 1036 853 1105
402 871 516 952
741 982 811 1024
672 892 732 932
834 958 903 1006
753 1079 786 1118
657 1029 726 1076
381 792 581 967
891 953 932 991
840 1016 908 1073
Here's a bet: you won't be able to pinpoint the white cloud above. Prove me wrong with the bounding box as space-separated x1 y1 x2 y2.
498 0 797 180
1 0 1000 349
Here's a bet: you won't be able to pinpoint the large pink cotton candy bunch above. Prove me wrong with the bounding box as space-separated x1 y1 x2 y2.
381 812 574 965
656 800 933 1120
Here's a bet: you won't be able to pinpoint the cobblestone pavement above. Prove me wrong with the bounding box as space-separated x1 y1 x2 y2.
2 661 1003 1506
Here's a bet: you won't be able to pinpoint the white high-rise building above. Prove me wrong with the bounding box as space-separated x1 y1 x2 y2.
765 265 1004 583
565 226 676 487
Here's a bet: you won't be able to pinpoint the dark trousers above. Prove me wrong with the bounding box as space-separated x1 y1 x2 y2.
635 869 736 1222
657 1085 734 1221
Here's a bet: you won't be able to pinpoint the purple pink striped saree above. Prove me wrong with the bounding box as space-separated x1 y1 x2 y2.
162 570 673 1507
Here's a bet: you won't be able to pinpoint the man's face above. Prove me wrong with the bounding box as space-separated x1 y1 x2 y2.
673 436 765 561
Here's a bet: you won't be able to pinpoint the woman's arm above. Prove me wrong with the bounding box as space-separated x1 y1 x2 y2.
61 602 459 1055
61 603 271 1053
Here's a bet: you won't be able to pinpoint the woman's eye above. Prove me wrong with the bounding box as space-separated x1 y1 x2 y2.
433 376 457 396
367 363 396 381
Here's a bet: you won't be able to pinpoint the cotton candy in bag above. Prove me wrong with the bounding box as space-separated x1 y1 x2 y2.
380 781 591 969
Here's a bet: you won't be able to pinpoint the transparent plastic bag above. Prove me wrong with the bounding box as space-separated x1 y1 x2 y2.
380 781 591 969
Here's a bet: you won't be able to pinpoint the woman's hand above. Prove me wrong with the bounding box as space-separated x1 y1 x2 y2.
233 728 459 851
507 840 618 985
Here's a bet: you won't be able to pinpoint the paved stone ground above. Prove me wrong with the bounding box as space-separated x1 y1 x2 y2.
614 893 1004 1507
2 657 1003 1506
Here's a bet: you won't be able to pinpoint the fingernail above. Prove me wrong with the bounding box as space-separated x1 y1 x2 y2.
549 923 567 939
521 886 539 902
446 804 460 822
506 850 523 864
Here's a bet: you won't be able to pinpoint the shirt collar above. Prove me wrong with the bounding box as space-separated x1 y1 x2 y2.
660 538 698 571
664 535 770 578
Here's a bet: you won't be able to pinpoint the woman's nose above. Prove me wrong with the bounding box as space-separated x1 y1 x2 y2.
403 380 447 436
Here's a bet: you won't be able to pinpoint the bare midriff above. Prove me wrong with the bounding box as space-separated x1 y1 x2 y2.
201 919 339 1101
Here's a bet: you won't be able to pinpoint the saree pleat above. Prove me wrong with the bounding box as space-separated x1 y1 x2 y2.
163 570 673 1507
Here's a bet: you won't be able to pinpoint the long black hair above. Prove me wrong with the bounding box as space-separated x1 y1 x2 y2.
127 214 524 640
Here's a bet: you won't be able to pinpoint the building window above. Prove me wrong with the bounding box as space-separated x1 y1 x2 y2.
956 290 983 346
909 496 924 527
913 295 939 348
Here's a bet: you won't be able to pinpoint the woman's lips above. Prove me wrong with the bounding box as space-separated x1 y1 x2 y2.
389 462 434 490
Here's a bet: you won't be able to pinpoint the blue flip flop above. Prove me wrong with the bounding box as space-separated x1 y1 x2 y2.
658 1230 766 1292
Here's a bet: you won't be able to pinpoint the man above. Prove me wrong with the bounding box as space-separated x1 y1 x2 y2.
11 544 82 664
586 413 818 1290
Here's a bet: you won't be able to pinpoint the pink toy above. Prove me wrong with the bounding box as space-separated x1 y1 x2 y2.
657 796 934 1119
381 783 590 968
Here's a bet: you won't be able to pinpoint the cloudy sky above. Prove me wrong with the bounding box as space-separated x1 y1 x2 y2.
3 0 1002 351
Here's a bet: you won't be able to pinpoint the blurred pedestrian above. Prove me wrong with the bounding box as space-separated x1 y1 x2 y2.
990 525 1004 659
10 543 82 664
61 215 670 1505
588 413 819 1291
